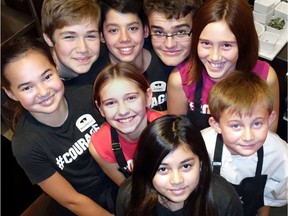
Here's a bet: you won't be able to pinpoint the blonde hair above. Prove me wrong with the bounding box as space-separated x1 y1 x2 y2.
41 0 101 39
208 71 273 121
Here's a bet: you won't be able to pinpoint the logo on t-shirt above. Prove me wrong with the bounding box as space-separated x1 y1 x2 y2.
76 114 96 132
150 81 166 92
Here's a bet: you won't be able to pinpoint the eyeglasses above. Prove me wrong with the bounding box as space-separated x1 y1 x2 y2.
150 29 192 42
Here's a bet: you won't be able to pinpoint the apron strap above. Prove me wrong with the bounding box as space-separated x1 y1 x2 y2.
110 127 131 177
212 134 224 174
256 146 264 176
212 134 264 177
193 76 203 112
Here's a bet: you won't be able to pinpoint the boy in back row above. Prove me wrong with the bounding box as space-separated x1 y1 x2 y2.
202 71 287 216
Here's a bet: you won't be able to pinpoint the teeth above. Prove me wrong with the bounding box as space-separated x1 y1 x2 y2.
118 117 133 123
210 62 223 68
119 47 133 52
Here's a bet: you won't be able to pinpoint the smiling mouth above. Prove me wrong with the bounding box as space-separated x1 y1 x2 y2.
74 56 91 63
163 50 181 56
118 116 134 123
39 95 54 106
208 61 225 69
169 187 186 195
118 47 134 52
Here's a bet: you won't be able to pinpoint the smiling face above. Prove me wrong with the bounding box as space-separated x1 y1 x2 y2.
44 19 100 75
210 103 275 156
102 9 148 65
197 20 239 82
152 144 200 211
3 50 65 119
97 78 151 141
148 12 193 66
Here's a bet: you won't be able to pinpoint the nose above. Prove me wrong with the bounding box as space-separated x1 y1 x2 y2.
241 127 255 142
209 47 221 61
76 38 88 53
119 30 131 43
170 171 184 185
36 83 49 97
164 36 177 48
118 101 129 116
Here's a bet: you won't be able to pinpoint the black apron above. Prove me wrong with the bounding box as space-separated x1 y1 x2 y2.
186 77 211 130
213 134 267 216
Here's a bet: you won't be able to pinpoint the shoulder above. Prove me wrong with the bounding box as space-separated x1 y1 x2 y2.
147 109 164 121
168 68 182 86
211 173 235 194
201 127 217 142
211 173 243 215
264 131 288 155
65 85 93 99
252 59 271 80
146 49 174 75
91 123 111 143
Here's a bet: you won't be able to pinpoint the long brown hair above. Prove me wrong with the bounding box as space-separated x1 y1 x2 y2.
187 0 258 85
126 115 217 216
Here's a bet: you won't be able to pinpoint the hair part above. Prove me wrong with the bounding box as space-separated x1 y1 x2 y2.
93 62 150 105
127 115 217 216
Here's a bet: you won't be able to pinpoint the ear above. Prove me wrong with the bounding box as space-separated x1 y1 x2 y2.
145 88 153 108
144 25 150 38
100 32 106 43
208 116 222 134
2 87 18 101
95 100 105 117
268 110 276 126
43 33 54 47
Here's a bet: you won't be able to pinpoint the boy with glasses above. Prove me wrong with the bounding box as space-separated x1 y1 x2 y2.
143 0 201 66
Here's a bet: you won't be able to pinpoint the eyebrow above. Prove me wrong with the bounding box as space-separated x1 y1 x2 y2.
101 92 139 103
160 157 194 165
60 30 99 35
105 21 141 27
150 23 191 30
199 38 237 43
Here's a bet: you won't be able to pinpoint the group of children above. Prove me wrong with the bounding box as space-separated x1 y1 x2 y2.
1 0 287 215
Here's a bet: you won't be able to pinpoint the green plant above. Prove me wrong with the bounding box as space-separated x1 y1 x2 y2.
267 17 286 30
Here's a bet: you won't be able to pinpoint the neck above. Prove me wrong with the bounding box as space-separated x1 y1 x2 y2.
31 97 69 127
52 50 79 79
108 48 151 73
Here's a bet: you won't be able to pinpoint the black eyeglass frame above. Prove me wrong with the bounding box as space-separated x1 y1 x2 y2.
150 29 192 40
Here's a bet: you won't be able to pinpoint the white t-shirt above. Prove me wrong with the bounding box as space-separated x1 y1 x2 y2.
201 127 288 207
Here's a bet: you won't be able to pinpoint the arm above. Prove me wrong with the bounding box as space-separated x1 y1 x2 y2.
266 66 280 133
167 68 189 115
257 206 270 216
89 141 125 186
38 172 113 216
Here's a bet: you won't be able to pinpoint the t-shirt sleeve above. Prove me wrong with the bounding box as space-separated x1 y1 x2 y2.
90 123 116 163
12 135 56 185
212 173 244 216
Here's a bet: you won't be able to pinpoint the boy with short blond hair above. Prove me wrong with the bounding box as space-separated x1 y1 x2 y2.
41 0 103 85
201 71 287 216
